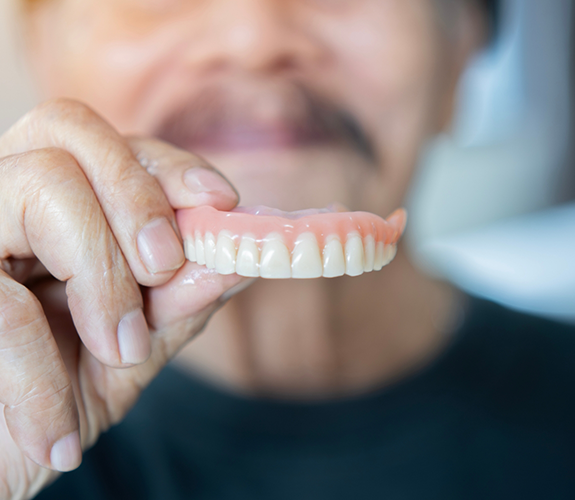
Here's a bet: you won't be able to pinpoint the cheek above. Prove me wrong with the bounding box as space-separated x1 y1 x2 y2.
322 5 440 127
301 7 446 214
74 37 173 132
59 35 166 131
37 4 185 133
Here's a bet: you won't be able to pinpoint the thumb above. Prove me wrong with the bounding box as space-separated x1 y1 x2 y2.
144 262 253 331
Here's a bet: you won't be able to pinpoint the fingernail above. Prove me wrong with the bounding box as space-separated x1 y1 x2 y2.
137 218 185 274
184 167 238 200
118 309 151 365
51 431 82 472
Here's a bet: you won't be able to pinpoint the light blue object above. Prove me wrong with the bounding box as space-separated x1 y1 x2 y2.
407 0 574 323
418 203 575 323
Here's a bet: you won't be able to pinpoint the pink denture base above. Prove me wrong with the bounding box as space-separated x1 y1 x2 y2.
176 206 407 249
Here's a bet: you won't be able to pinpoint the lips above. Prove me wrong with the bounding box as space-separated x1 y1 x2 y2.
154 80 373 157
177 122 331 152
154 80 379 212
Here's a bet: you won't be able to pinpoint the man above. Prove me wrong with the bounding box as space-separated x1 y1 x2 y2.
0 0 574 498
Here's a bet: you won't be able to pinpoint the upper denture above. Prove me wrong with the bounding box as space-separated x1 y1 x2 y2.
177 206 406 279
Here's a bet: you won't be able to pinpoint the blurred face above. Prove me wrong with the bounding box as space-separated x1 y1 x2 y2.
28 0 481 216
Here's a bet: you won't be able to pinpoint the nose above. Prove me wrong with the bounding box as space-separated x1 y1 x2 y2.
186 0 325 75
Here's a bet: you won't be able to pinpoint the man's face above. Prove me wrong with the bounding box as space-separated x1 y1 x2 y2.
28 0 480 216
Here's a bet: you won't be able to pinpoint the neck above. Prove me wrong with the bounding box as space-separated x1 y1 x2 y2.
174 248 462 399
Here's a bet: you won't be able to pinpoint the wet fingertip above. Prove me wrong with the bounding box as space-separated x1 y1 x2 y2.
118 308 151 365
50 431 82 472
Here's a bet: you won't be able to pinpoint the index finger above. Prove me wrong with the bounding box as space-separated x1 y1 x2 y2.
128 137 239 211
0 99 183 286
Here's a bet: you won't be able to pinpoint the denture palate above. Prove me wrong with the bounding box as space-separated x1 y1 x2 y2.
176 205 407 279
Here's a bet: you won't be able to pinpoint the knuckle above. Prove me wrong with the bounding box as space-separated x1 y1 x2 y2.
11 356 73 411
0 283 44 337
1 149 98 254
104 159 167 216
0 282 73 410
26 368 73 412
3 148 78 184
26 147 77 171
0 147 75 179
28 149 88 191
12 149 87 210
33 97 95 124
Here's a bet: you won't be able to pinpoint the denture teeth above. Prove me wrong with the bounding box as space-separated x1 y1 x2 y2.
345 233 364 276
186 233 396 278
382 244 397 267
374 242 397 271
322 235 346 278
184 237 196 263
363 235 375 272
204 232 217 269
236 235 260 277
260 233 291 279
373 242 384 271
195 231 206 266
215 231 237 275
291 232 323 279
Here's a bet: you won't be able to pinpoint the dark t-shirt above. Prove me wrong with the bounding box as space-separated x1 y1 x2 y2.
37 297 575 500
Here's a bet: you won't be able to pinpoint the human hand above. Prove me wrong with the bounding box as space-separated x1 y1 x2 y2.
0 99 246 500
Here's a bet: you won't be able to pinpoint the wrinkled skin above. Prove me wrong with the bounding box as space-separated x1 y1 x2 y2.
1 0 484 498
0 99 245 499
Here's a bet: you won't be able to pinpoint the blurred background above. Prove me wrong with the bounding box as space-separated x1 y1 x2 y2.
407 0 575 323
1 0 574 322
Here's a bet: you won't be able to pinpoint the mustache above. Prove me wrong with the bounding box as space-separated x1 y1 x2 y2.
153 82 377 162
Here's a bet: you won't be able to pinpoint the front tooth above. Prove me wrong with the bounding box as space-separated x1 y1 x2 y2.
215 231 236 275
345 233 364 276
204 232 217 269
260 233 291 279
184 237 196 263
322 235 345 278
382 244 397 267
195 232 206 265
291 232 322 279
236 235 260 277
363 235 375 272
